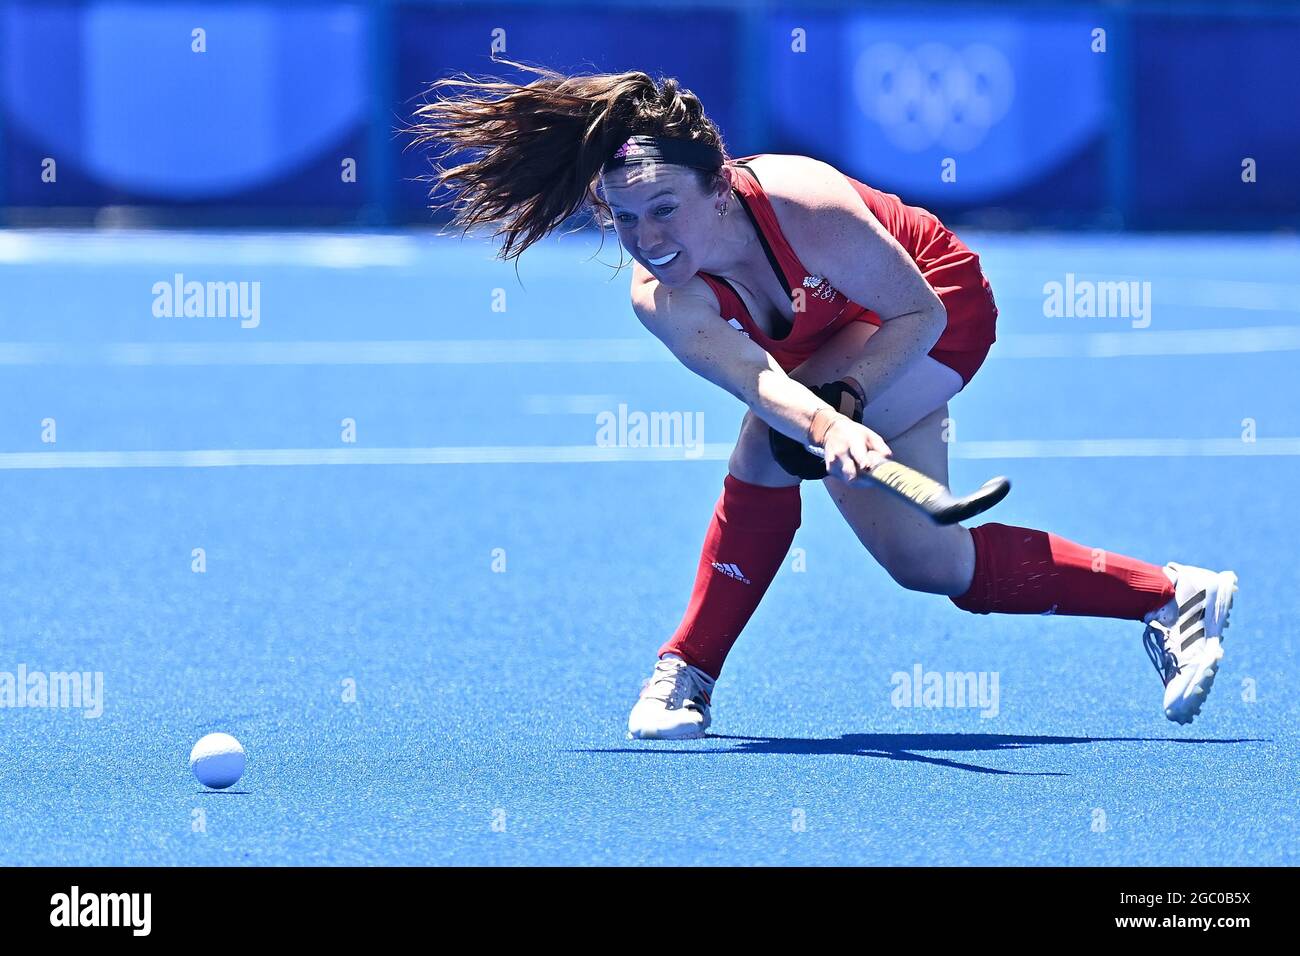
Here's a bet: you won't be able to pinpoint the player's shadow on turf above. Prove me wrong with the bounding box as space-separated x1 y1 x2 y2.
586 733 1264 776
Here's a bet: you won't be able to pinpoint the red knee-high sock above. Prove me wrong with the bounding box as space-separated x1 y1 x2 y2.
658 474 801 679
951 522 1174 620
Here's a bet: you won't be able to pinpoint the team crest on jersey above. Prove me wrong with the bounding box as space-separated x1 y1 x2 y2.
802 274 837 301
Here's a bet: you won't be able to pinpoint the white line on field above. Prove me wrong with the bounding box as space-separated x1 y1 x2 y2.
0 339 672 365
1 325 1299 366
0 231 424 268
950 437 1300 459
521 394 620 414
997 277 1300 313
990 325 1300 358
1 438 1297 471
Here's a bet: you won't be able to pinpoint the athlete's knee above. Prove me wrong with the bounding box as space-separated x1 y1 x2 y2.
882 558 951 595
875 528 969 595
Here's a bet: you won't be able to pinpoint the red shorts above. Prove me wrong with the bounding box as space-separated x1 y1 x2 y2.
922 253 999 388
929 341 993 388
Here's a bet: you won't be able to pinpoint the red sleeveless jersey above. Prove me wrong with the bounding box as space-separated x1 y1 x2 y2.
695 155 998 374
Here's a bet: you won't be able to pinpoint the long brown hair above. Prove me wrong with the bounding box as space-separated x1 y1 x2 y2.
405 57 728 263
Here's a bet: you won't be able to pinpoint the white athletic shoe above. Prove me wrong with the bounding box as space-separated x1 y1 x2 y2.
1142 562 1238 725
627 656 714 740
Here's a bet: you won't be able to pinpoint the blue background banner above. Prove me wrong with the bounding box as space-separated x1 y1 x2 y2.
394 3 743 220
766 9 1108 215
1 0 1297 228
2 1 370 209
1133 13 1300 225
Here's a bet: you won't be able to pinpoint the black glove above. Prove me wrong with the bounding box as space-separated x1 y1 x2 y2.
768 378 867 480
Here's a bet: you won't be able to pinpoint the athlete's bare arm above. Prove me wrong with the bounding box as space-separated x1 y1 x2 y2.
630 269 891 463
748 155 947 401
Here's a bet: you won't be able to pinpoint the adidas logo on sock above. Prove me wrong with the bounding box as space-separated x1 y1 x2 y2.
711 561 751 585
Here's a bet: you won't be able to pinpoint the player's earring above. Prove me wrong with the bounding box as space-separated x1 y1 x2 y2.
717 201 728 217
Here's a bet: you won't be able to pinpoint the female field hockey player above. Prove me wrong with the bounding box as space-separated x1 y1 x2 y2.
408 61 1238 735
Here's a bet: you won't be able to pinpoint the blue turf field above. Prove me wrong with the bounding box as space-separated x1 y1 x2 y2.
0 228 1297 865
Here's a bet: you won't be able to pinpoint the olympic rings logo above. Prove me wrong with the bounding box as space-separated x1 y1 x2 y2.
853 42 1016 152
